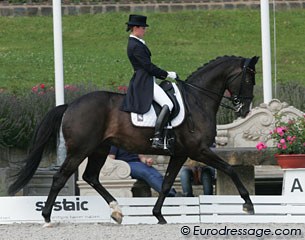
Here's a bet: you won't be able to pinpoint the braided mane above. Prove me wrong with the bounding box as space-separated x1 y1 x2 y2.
185 55 243 81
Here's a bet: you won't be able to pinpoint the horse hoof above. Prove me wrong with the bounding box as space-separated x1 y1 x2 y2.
156 216 167 224
43 222 54 228
243 203 255 215
111 211 123 224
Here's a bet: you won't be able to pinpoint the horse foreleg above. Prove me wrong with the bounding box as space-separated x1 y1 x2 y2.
83 153 122 224
153 156 187 224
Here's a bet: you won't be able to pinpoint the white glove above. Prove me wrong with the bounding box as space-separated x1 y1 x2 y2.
167 71 177 80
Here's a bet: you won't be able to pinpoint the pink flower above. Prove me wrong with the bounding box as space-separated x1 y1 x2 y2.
256 142 267 151
31 86 38 92
32 83 47 94
64 85 78 92
258 115 305 154
276 127 286 136
288 119 294 124
117 85 128 93
277 143 287 150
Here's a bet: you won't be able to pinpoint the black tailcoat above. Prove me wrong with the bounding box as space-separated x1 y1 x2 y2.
120 37 168 114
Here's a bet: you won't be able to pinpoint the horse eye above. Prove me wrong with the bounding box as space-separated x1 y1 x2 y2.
245 75 255 85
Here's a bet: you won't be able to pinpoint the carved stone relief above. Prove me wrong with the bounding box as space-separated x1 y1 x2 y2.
216 99 304 148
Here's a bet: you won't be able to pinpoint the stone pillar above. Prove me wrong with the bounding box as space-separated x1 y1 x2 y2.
216 165 255 195
23 169 75 196
0 168 9 196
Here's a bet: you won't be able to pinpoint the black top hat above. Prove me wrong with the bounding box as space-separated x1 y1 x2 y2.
126 14 149 28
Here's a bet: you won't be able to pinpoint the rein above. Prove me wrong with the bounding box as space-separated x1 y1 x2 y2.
176 59 254 113
177 79 238 112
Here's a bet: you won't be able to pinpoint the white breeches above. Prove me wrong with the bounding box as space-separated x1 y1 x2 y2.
153 81 174 111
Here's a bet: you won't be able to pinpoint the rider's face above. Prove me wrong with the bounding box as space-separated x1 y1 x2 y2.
132 26 146 39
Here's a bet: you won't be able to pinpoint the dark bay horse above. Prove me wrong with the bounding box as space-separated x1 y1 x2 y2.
9 55 259 225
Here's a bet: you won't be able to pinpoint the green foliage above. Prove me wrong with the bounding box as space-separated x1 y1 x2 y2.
0 83 100 149
1 9 305 147
7 0 155 3
0 92 53 149
1 10 305 94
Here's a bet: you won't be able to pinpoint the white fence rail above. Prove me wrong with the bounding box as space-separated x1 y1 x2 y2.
118 197 200 224
199 196 305 223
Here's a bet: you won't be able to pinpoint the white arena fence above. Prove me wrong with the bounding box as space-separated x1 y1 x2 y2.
1 195 305 224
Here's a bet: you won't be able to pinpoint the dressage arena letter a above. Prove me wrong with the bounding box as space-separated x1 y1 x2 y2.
291 178 303 193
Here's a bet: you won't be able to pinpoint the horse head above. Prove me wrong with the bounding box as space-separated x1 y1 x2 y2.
225 56 259 118
183 55 259 118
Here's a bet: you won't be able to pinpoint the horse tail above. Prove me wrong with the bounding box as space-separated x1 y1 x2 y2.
8 104 69 195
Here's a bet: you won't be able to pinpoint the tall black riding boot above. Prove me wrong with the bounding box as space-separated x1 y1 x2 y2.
151 105 170 149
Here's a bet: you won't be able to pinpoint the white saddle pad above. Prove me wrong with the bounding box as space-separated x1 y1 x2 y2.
131 83 185 128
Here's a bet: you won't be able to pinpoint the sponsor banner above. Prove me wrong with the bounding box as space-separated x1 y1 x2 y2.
0 196 111 224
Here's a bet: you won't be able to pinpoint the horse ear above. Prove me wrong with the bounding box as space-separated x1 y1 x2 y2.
250 56 259 66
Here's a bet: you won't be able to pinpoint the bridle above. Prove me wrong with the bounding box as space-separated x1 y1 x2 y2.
224 58 256 112
177 58 256 113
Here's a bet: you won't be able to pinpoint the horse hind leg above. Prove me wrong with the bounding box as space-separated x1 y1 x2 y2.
42 154 85 227
227 165 255 214
82 151 123 224
220 164 253 214
227 166 254 214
